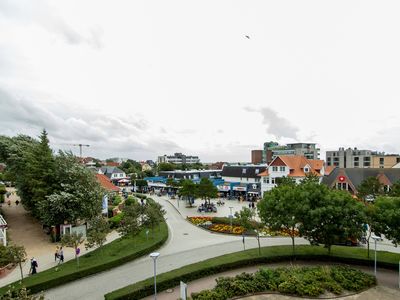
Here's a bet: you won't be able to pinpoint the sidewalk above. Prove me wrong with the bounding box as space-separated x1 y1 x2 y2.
0 188 121 287
165 196 251 218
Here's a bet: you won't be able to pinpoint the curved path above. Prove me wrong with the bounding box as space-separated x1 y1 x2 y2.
44 196 309 300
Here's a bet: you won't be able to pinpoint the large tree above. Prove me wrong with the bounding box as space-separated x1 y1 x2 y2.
179 179 198 207
142 199 166 236
258 184 303 254
197 178 218 204
299 183 366 254
373 196 400 246
118 201 142 239
38 151 103 226
85 216 110 251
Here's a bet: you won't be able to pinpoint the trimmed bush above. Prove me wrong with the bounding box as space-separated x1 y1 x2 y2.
105 244 399 300
109 213 124 229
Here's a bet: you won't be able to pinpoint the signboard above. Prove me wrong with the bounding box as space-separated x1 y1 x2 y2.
76 248 80 256
233 186 246 191
217 185 230 191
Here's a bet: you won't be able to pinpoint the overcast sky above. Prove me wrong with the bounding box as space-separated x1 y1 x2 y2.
1 0 400 162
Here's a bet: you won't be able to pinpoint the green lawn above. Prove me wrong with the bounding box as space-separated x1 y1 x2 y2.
0 222 168 295
105 244 400 300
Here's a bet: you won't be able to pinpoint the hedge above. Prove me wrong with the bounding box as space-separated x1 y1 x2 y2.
105 244 400 300
0 222 168 296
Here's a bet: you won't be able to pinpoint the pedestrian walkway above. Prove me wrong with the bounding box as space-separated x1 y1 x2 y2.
0 188 121 287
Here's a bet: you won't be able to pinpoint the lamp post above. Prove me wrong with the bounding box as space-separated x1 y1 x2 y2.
371 235 380 277
229 207 233 233
150 252 160 300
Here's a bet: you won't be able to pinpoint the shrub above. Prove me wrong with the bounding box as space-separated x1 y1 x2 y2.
112 195 122 206
124 196 137 206
0 245 13 268
109 213 124 229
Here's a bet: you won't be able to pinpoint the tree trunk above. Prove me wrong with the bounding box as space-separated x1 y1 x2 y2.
257 233 261 255
19 262 24 281
291 236 295 256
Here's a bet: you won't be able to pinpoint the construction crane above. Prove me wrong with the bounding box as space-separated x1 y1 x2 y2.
71 144 90 158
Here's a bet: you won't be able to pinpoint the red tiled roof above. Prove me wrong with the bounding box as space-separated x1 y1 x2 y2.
271 155 323 177
96 174 120 192
258 170 269 177
106 162 120 167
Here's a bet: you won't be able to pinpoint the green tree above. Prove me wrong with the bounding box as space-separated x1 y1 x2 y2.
197 178 218 204
118 201 142 239
143 200 166 236
8 244 27 281
38 151 103 226
357 177 384 201
300 184 366 254
374 196 400 246
275 176 296 187
179 179 198 207
258 184 302 254
85 216 110 251
234 207 255 251
158 163 176 172
61 232 85 266
389 180 400 197
134 179 148 192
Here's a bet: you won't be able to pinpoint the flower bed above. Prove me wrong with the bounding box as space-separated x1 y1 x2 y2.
187 216 299 237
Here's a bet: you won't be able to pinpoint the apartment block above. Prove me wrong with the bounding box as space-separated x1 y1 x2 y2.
326 147 400 168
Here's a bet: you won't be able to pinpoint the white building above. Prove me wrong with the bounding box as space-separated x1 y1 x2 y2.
259 156 325 196
157 153 200 165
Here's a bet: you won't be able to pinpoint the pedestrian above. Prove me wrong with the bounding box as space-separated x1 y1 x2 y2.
15 200 19 206
58 247 64 264
30 258 38 275
54 246 59 262
252 202 255 209
7 199 11 206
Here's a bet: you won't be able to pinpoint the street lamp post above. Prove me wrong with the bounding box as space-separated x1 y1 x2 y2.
371 235 380 277
150 252 160 300
229 207 233 233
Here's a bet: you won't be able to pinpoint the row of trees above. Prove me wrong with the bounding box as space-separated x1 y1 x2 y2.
0 131 103 227
178 178 218 205
257 175 400 256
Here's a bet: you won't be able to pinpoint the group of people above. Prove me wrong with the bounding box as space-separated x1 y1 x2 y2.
54 246 64 265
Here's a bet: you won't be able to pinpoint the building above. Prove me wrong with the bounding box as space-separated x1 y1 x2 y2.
159 169 221 181
321 168 400 195
95 174 120 192
262 142 320 164
251 150 263 164
99 166 128 185
221 165 267 198
258 156 325 195
157 153 200 165
326 147 400 168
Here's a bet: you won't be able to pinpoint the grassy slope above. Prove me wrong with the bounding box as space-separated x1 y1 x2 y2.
105 244 400 300
0 222 168 295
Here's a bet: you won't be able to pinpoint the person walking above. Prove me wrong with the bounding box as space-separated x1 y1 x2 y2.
30 258 38 275
15 199 20 206
58 247 64 265
54 246 59 262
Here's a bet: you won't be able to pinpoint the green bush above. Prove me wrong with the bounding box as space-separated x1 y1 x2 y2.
109 213 124 229
132 193 147 199
190 266 374 300
112 195 122 206
124 196 137 206
0 245 13 268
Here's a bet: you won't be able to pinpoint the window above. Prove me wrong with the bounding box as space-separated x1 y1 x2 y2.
263 177 268 183
242 169 247 174
334 157 339 161
327 157 331 162
354 157 359 162
304 167 309 173
379 158 384 164
397 157 400 163
354 162 359 167
279 166 285 171
272 166 278 171
255 169 259 174
271 178 275 184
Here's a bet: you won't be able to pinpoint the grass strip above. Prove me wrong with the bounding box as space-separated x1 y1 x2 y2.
0 222 168 295
105 244 400 300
